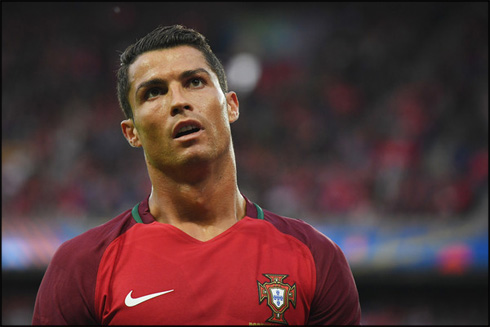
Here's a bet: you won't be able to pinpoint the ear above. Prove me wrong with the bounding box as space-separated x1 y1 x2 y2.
226 91 239 123
121 119 142 148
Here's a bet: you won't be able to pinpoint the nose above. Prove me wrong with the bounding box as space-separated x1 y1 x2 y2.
169 84 192 116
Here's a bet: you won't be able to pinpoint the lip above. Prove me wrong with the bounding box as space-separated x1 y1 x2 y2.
172 119 204 139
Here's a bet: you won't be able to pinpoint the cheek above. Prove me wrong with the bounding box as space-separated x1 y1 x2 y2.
196 94 227 124
134 114 169 145
211 104 232 133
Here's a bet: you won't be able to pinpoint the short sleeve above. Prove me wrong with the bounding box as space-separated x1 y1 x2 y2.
307 233 361 325
32 237 99 325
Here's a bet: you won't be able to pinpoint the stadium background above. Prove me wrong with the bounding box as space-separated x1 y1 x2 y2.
2 2 487 325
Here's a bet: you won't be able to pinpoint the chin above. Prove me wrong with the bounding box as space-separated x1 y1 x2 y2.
176 145 217 164
150 142 231 171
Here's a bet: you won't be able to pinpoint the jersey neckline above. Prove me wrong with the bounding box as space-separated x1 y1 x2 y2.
131 201 264 224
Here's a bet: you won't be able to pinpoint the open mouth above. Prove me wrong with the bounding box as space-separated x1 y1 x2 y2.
173 123 203 139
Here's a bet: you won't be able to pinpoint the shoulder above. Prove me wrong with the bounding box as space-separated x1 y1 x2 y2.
54 208 135 266
245 197 343 265
261 208 341 260
44 208 137 291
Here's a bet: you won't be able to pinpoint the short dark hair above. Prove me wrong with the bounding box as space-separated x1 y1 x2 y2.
116 25 228 119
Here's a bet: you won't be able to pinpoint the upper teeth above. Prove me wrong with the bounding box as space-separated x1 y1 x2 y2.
179 125 197 133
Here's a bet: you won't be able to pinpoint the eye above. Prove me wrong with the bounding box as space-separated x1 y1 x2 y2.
188 78 205 88
145 87 163 100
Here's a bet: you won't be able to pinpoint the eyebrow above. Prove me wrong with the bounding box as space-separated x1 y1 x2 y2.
181 68 211 80
135 68 212 96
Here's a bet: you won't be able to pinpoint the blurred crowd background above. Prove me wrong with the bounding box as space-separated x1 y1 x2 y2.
2 2 488 325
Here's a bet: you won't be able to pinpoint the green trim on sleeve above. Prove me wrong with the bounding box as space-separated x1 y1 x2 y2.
132 203 144 223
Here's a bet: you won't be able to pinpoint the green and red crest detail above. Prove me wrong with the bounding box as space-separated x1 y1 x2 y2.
257 274 297 324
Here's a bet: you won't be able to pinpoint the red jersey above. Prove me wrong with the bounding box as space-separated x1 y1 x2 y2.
32 196 361 325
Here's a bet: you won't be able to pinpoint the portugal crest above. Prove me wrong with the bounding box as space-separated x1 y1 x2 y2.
257 274 297 324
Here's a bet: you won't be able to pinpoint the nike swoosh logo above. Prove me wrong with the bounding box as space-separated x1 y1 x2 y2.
125 289 174 307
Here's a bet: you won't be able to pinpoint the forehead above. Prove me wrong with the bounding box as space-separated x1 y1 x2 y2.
128 46 213 90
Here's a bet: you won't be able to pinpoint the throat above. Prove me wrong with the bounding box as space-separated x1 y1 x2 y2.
148 185 247 241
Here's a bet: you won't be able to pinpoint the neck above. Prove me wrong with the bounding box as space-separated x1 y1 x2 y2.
146 152 246 241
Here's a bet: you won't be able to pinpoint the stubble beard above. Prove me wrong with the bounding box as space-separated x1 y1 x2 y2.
146 136 234 184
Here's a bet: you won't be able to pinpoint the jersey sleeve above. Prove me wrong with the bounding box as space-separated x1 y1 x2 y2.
32 235 99 325
32 208 135 325
307 231 361 325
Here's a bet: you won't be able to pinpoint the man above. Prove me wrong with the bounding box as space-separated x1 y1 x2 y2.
32 24 361 325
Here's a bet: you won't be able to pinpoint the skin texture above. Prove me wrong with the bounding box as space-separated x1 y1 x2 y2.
121 46 245 241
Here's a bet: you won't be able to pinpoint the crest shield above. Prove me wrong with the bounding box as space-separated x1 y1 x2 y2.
270 287 285 309
257 274 297 325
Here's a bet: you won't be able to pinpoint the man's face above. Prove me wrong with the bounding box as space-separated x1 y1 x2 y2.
121 46 239 172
